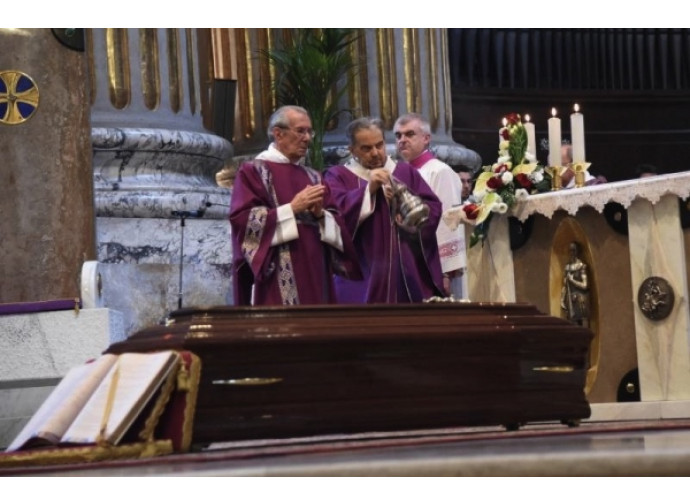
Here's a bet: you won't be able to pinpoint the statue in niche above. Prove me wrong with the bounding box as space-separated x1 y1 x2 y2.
561 241 590 327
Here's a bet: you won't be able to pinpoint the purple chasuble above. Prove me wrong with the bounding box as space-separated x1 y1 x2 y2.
230 160 359 306
324 161 444 303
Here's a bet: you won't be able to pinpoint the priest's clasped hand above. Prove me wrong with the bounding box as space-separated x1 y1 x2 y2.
291 184 325 214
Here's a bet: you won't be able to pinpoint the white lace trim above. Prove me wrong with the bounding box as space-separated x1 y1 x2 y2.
512 172 690 222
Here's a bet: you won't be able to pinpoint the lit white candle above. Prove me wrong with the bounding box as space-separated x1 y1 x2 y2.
548 108 561 167
571 103 586 163
500 117 507 143
524 114 536 159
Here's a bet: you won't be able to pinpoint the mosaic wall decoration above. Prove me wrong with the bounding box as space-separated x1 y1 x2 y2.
0 70 39 125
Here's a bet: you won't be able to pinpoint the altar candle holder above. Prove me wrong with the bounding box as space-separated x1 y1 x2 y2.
572 162 592 188
546 166 565 191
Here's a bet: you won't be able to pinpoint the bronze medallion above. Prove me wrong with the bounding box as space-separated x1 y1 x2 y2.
638 276 674 321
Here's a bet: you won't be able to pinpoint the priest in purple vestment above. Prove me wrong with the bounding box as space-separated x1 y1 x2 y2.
229 105 360 306
324 117 444 303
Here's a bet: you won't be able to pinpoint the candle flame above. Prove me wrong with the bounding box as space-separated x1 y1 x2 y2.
525 114 531 123
574 103 580 113
502 117 507 127
551 107 557 117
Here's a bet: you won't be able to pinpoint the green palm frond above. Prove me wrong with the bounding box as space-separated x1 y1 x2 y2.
261 28 359 170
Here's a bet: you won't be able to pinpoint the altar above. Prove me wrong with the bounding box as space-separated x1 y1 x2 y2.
467 172 690 418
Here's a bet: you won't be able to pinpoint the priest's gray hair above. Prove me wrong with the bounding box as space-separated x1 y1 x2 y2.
267 105 310 140
394 112 431 136
346 117 385 146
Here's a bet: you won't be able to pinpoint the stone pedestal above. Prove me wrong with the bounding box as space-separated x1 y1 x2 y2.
97 216 232 332
88 29 233 335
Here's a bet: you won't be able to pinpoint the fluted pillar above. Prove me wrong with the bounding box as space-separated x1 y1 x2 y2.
88 29 233 335
228 28 481 169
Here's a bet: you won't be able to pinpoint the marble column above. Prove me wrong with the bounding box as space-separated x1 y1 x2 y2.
467 216 516 303
628 195 690 402
227 29 481 169
88 29 233 335
0 28 95 304
343 29 481 168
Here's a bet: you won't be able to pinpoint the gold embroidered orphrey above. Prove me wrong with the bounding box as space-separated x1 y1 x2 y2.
638 276 675 321
0 70 39 125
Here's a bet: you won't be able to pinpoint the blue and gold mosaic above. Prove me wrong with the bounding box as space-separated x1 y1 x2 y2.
0 70 39 125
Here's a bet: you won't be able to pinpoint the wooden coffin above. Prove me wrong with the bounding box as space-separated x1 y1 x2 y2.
107 303 593 446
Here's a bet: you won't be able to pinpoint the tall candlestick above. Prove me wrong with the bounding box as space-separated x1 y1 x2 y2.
524 114 536 159
571 103 586 163
548 108 561 167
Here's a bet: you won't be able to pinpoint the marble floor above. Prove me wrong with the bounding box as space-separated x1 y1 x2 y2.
8 418 690 477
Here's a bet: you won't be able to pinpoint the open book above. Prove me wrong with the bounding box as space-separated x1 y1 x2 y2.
6 351 180 452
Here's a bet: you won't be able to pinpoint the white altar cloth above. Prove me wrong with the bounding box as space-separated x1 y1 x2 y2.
513 171 690 221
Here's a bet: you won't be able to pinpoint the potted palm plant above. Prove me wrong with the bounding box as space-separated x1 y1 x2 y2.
261 28 359 170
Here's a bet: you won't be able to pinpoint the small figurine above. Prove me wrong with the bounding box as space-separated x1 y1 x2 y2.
561 241 590 327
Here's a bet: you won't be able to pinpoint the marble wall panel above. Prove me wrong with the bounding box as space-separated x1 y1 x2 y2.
0 386 54 449
467 216 516 303
0 308 123 380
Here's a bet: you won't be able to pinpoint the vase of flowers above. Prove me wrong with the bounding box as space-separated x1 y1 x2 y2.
444 113 551 247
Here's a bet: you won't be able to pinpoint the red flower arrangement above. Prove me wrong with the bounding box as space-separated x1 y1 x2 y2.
442 113 551 247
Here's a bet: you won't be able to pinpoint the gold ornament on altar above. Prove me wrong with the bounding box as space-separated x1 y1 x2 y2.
638 276 674 321
545 165 566 191
571 161 592 188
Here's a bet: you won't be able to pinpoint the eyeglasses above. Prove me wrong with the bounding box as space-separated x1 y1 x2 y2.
281 126 315 138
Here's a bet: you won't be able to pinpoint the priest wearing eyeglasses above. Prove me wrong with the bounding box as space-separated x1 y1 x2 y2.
229 105 360 306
